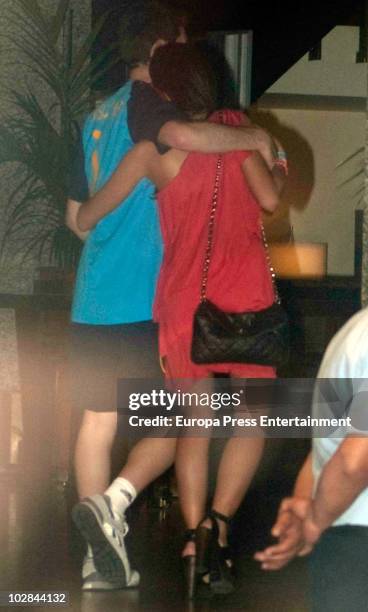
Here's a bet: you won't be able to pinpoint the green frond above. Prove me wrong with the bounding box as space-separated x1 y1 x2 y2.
1 30 60 72
0 2 112 268
0 129 29 165
69 14 110 80
49 225 82 268
50 0 71 46
6 188 46 227
5 4 48 41
337 168 364 188
351 186 364 200
15 0 48 29
336 147 364 168
20 229 54 264
12 0 64 64
1 26 57 68
69 49 120 101
7 174 36 213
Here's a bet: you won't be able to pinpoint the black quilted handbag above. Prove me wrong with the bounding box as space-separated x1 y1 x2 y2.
191 154 289 368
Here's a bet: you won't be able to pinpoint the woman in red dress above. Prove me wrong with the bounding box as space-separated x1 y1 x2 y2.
77 43 287 597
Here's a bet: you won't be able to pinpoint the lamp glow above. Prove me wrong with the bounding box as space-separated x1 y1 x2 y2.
269 242 327 278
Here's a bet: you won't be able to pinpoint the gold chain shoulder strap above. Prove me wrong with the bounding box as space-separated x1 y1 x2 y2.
200 154 223 302
200 110 280 305
261 223 280 305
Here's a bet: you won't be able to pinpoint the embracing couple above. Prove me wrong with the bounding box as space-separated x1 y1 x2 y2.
67 0 287 599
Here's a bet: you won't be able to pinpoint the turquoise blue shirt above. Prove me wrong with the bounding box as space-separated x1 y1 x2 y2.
71 81 163 324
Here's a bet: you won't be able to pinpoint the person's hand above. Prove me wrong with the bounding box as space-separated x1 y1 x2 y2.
256 128 278 170
272 137 285 157
300 510 323 549
280 497 324 551
65 198 90 241
254 496 314 570
271 137 288 177
239 117 278 170
254 508 304 570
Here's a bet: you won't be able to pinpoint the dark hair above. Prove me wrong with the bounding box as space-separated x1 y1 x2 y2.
119 1 180 67
149 43 217 118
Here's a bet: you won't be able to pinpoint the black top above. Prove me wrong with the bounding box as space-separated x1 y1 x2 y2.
68 81 186 202
128 81 186 154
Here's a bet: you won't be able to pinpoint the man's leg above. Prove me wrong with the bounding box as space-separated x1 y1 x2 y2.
110 321 176 498
70 323 138 589
70 323 121 498
71 322 176 587
74 410 117 498
73 436 176 587
72 324 175 500
116 437 176 493
101 437 176 518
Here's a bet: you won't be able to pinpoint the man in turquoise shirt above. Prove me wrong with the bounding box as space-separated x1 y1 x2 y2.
67 0 276 591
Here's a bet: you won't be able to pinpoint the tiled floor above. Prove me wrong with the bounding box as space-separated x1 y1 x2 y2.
0 440 310 612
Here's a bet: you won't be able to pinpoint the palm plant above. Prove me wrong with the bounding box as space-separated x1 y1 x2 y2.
337 147 364 203
0 0 115 269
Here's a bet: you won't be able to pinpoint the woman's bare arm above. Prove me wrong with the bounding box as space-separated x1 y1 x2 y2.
66 199 90 241
76 141 156 231
242 151 287 213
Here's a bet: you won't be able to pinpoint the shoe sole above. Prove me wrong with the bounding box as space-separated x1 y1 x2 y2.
73 502 134 585
82 580 128 591
82 570 140 591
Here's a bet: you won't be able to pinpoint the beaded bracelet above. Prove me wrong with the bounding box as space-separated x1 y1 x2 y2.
274 151 288 175
277 149 287 159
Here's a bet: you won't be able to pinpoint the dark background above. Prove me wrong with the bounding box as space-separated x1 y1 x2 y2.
91 0 365 101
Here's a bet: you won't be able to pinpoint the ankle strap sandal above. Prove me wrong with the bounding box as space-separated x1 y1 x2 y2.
209 509 232 525
196 511 235 596
184 528 196 543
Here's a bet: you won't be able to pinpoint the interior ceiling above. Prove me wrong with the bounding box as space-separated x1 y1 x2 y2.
92 0 365 101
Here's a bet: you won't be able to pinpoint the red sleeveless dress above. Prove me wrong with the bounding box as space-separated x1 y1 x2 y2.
153 110 276 379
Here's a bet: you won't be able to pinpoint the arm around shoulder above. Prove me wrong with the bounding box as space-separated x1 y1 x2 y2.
158 120 198 151
158 119 275 158
242 151 285 213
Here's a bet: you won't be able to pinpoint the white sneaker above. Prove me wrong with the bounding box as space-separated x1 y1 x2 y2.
82 555 138 591
73 495 140 587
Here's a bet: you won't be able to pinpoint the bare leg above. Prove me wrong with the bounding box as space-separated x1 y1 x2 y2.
175 377 214 556
200 373 265 548
176 436 211 556
207 373 266 545
75 408 176 498
74 410 117 499
210 436 264 545
118 437 176 492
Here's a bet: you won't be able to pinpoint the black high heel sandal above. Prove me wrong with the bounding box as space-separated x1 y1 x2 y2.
182 529 196 599
195 519 213 576
211 509 233 573
196 509 234 595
